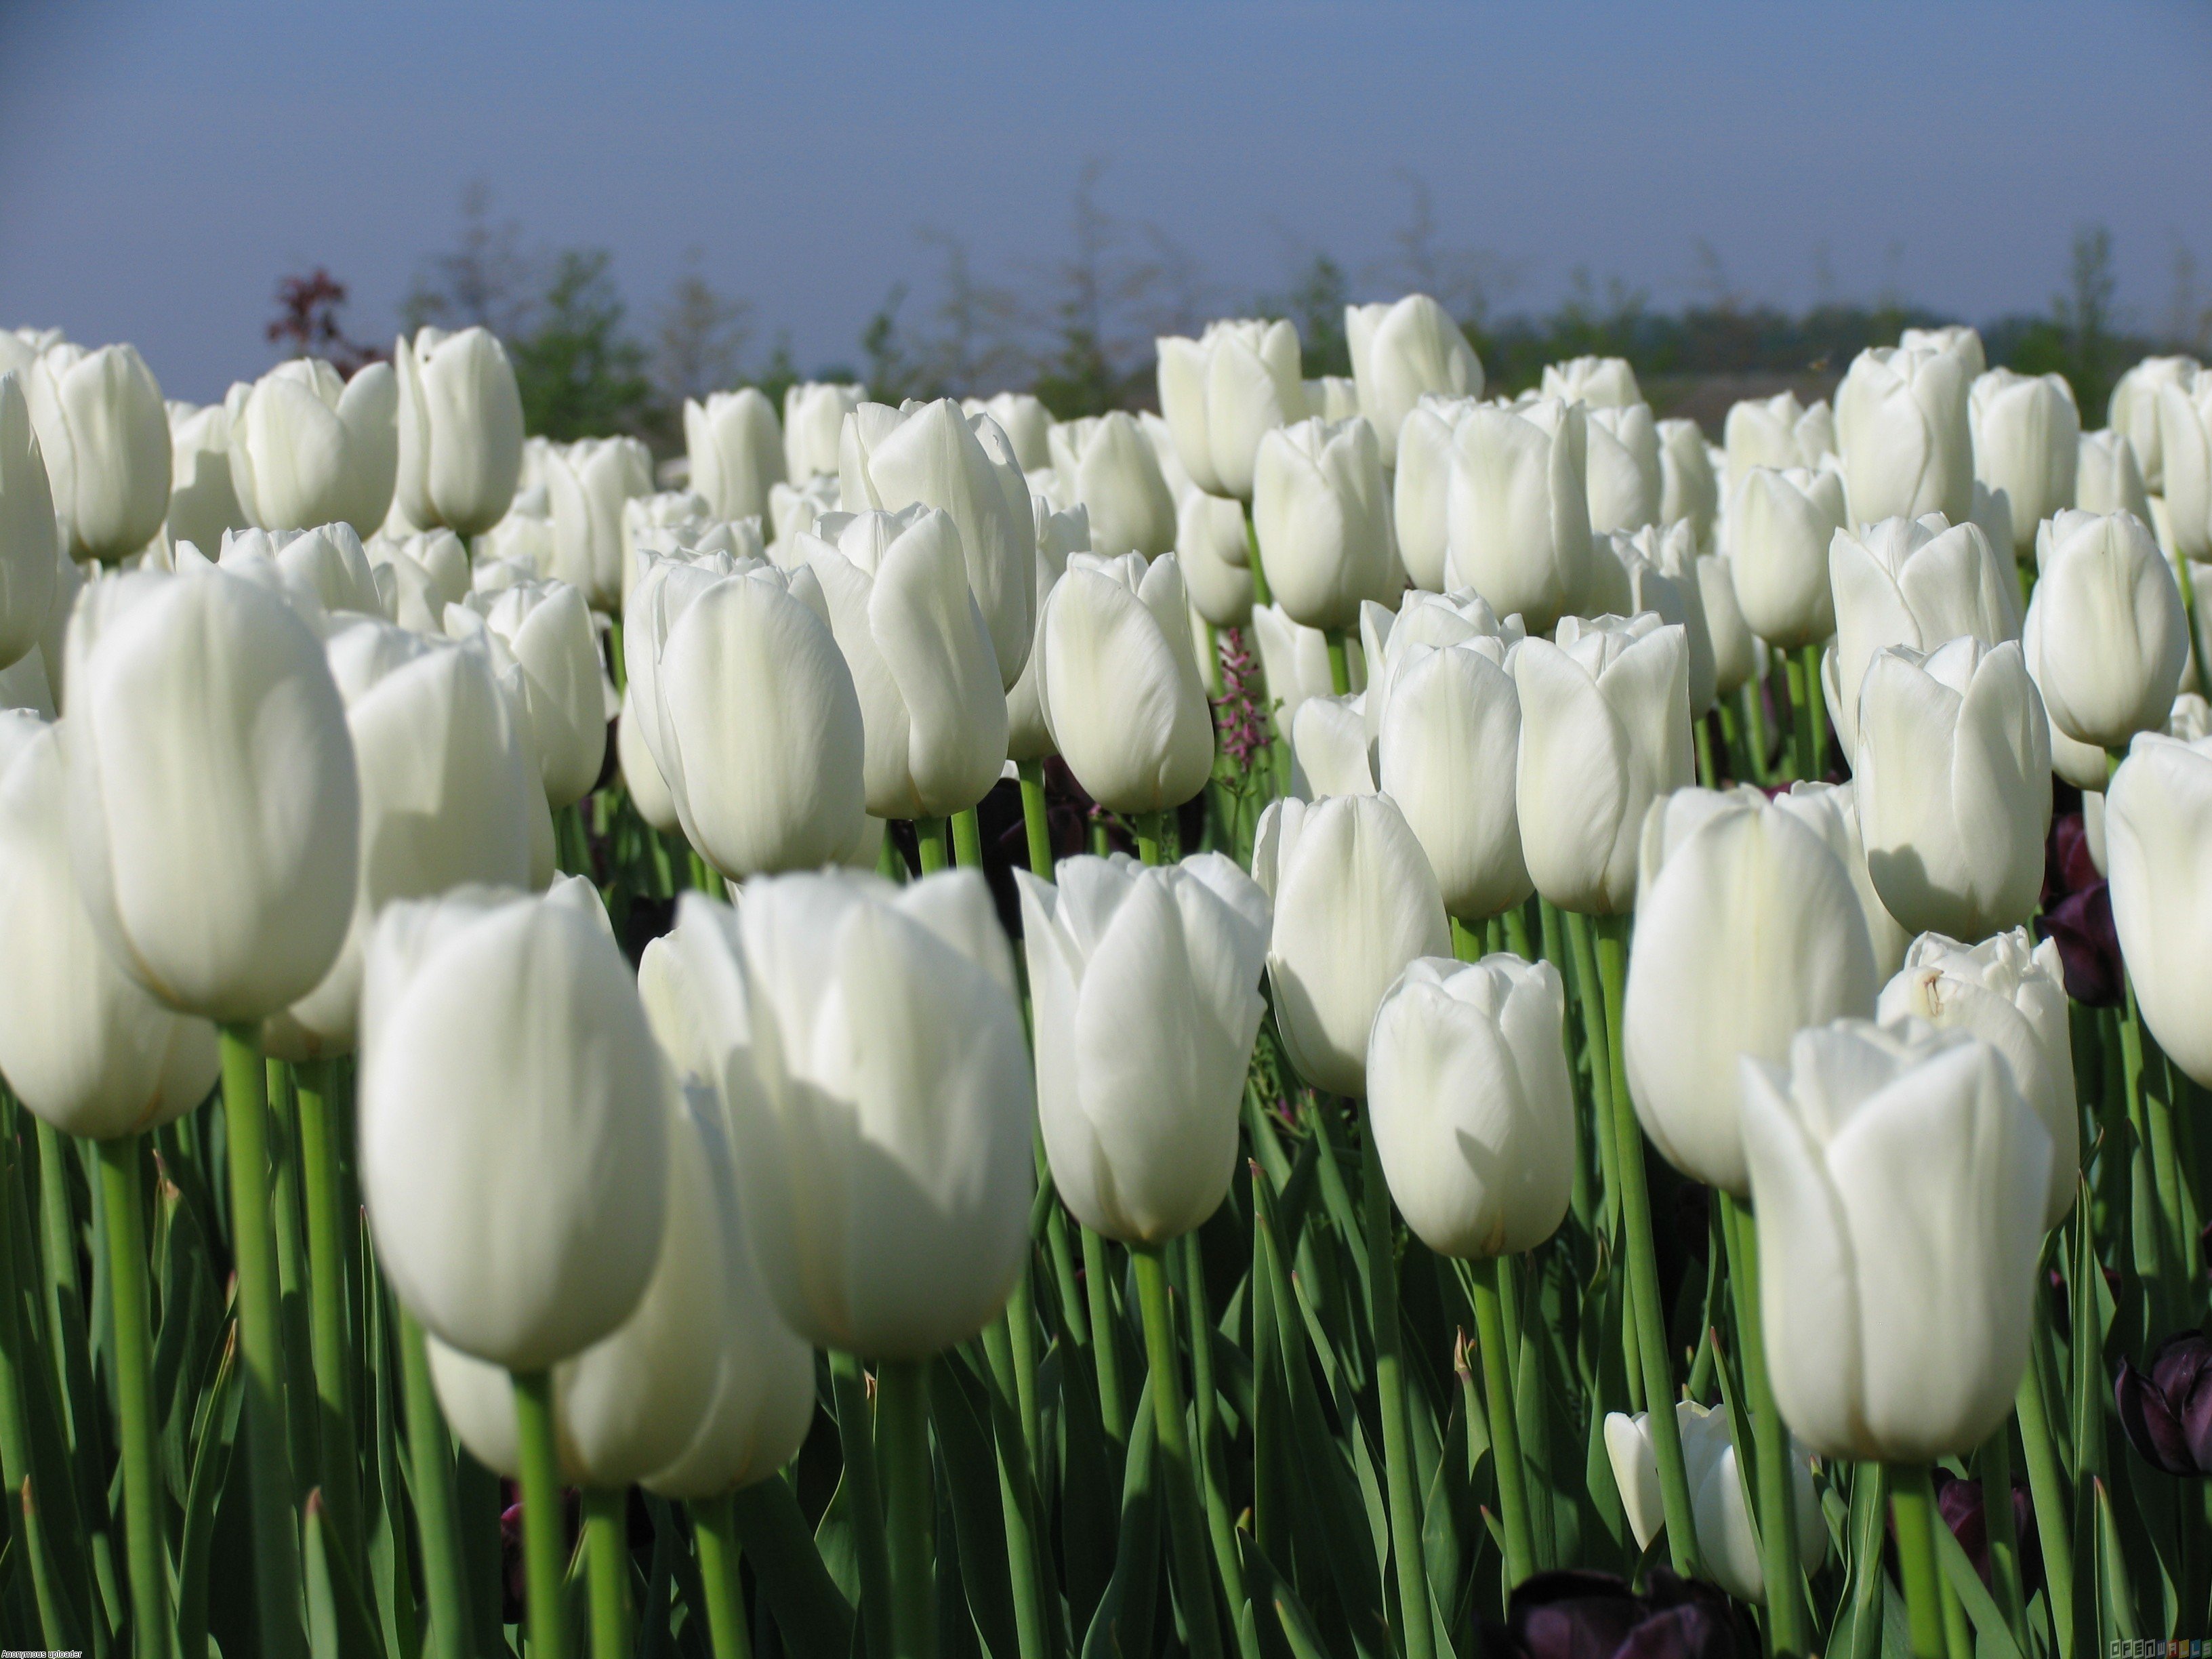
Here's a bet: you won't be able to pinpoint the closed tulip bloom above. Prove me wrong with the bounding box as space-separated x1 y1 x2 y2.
1584 403 1662 535
1368 954 1572 1257
2023 509 2188 751
1040 551 1214 814
394 327 525 538
361 882 668 1369
545 436 653 611
1615 523 1716 715
1836 346 1975 528
1048 411 1176 560
1253 416 1397 630
369 528 470 633
1742 1017 2051 1461
1826 513 2021 760
1856 637 2051 941
1607 1404 1825 1605
1724 391 1837 491
839 398 1033 687
1624 787 1878 1195
802 506 1008 819
768 472 842 558
452 578 607 808
2154 375 2212 561
1155 319 1306 499
1900 325 1988 377
0 376 58 672
1773 779 1913 978
2076 429 2152 523
230 358 398 537
164 397 249 553
1006 498 1088 761
1877 929 2076 1229
1729 465 1849 647
214 523 385 621
1658 418 1719 544
784 381 865 480
0 716 219 1139
1541 355 1641 409
1513 613 1693 916
1394 395 1481 591
1345 294 1484 466
2107 731 2212 1086
670 872 1032 1357
22 342 170 564
963 393 1051 472
1697 552 1757 696
1179 504 1256 626
263 619 537 1061
616 687 680 834
1969 370 2078 555
1303 377 1361 422
64 567 359 1021
1253 793 1449 1097
686 388 785 525
1446 398 1593 634
1252 602 1363 725
1374 649 1525 918
1360 587 1521 739
2109 356 2198 493
1017 853 1269 1244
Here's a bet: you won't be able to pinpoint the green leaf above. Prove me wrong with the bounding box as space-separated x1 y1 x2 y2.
174 1324 243 1659
726 1473 856 1659
1080 1372 1158 1659
926 1349 1016 1659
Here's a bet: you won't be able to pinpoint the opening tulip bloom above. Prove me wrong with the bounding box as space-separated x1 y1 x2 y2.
964 392 1052 472
1658 418 1719 544
2106 731 2212 1087
1016 853 1271 1245
21 340 171 564
1605 1404 1825 1606
685 387 785 526
1854 636 2051 942
1154 317 1306 501
64 565 360 1022
1446 398 1593 636
1046 411 1176 560
1771 779 1914 979
1253 792 1449 1097
230 356 398 537
1835 344 1974 528
1366 954 1573 1258
784 381 865 481
1038 550 1215 815
2022 509 2188 753
1394 394 1482 592
1727 465 1847 649
1723 390 1836 493
1345 293 1484 467
1541 355 1641 409
2075 428 2152 523
1968 369 2078 556
2113 1332 2212 1479
1624 787 1878 1197
1583 402 1662 536
451 577 609 810
1251 415 1398 631
360 880 670 1371
545 435 653 611
1740 1017 2053 1462
394 326 526 538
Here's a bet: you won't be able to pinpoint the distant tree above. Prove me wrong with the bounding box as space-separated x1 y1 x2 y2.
652 253 751 409
1264 252 1352 379
509 249 653 442
266 268 382 374
399 182 535 338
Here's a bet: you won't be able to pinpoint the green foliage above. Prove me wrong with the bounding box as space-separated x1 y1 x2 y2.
508 249 654 443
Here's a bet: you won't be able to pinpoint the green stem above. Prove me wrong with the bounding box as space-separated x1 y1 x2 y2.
876 1358 937 1659
583 1488 630 1659
1595 918 1698 1578
1798 644 1828 779
1741 681 1771 787
2014 1301 2074 1659
1450 917 1483 962
1324 630 1351 697
1977 1426 2028 1652
295 1061 362 1558
691 1496 752 1659
1694 718 1717 790
1782 652 1815 782
220 1025 302 1659
512 1368 569 1659
1502 904 1532 960
1082 1229 1128 1456
1132 1242 1224 1659
980 1316 1050 1659
96 1138 164 1659
266 1061 319 1504
1178 1235 1254 1658
1016 759 1054 878
915 817 949 874
1469 1255 1535 1590
1889 1465 1947 1659
0 1124 72 1650
1718 1193 1807 1656
1565 911 1621 1238
1359 1125 1434 1659
950 806 984 869
828 1351 894 1659
1136 814 1165 865
396 1308 470 1659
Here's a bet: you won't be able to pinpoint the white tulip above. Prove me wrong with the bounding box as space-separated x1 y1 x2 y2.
2154 374 2212 561
686 388 785 525
368 529 471 634
451 578 607 808
768 472 842 561
1345 295 1483 466
2107 731 2212 1088
1252 793 1448 1097
963 393 1052 472
1836 346 1974 528
1359 587 1522 745
2108 356 2198 493
1048 411 1176 560
1288 694 1373 800
1724 392 1836 492
1513 613 1693 915
1446 398 1593 635
1624 787 1878 1195
0 375 58 672
1771 779 1913 979
1252 416 1397 630
1658 418 1719 544
394 327 525 538
1541 355 1641 409
1303 377 1361 423
163 397 249 554
2023 509 2188 752
2076 430 2152 523
1729 466 1848 647
784 382 866 480
1017 853 1269 1244
1697 552 1757 697
1742 1017 2051 1461
1251 602 1364 726
230 358 398 537
1155 319 1306 499
544 436 653 611
1394 395 1481 592
1969 370 2078 556
1368 954 1572 1257
1898 326 1986 377
214 524 385 622
20 342 171 565
1613 523 1716 715
616 687 680 833
1584 403 1662 536
1606 1404 1824 1604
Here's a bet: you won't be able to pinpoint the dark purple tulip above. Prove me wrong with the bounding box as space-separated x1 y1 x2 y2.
2038 881 2121 1007
2115 1332 2212 1477
1929 1469 2039 1593
1490 1570 1744 1659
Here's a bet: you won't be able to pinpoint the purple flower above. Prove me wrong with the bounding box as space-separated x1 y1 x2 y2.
1488 1570 1744 1659
2115 1331 2212 1477
1929 1469 2039 1593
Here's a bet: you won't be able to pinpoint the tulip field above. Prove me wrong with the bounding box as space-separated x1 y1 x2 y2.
0 304 2209 1659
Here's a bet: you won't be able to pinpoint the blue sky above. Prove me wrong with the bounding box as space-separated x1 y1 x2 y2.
2 1 2207 405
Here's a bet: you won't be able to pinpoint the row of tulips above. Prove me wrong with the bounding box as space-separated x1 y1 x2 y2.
0 300 2205 1659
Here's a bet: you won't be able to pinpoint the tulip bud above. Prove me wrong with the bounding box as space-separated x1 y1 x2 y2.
2076 430 2152 523
1724 391 1836 492
394 327 525 538
451 578 607 809
1658 418 1719 544
1826 513 2020 760
544 436 653 611
1446 398 1593 635
1540 355 1641 409
2023 509 2188 754
1368 953 1572 1257
0 376 59 672
1625 787 1878 1195
1039 551 1214 814
1251 602 1363 726
1606 1403 1825 1605
1253 793 1448 1097
21 342 170 565
2106 730 2212 1087
1969 370 2078 556
1836 346 1975 528
1729 466 1848 647
802 507 1008 819
2113 1332 2212 1479
0 716 219 1139
1345 295 1483 466
1495 1568 1738 1659
1017 853 1269 1244
1048 411 1176 560
1253 416 1397 630
1155 319 1306 500
785 382 866 480
1742 1017 2052 1460
1513 613 1694 916
2155 374 2212 562
228 358 398 538
1696 551 1757 697
361 882 668 1369
2108 356 2198 493
64 567 359 1021
1856 637 2051 941
685 388 785 527
1584 403 1662 535
1771 779 1914 979
840 398 1033 687
667 872 1033 1358
1394 395 1481 592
